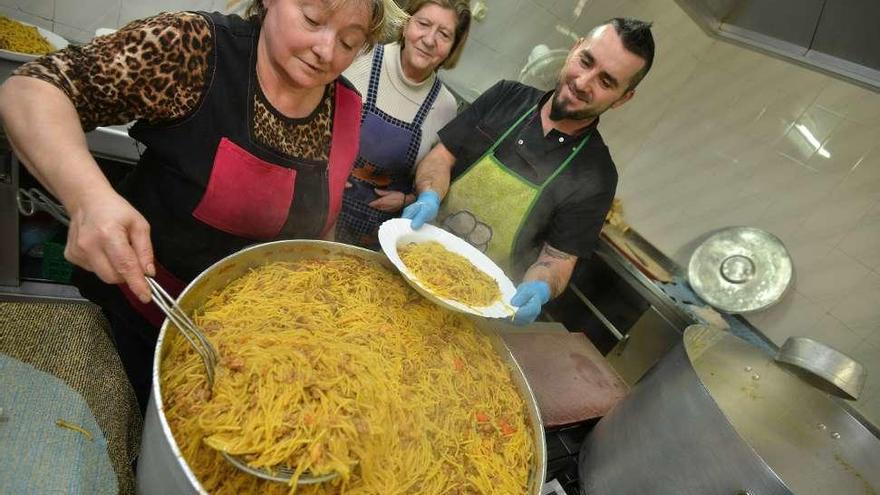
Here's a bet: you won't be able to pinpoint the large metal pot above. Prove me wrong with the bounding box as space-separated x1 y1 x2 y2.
135 240 546 494
579 325 880 494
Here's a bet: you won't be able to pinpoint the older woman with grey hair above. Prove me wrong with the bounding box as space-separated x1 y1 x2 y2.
0 0 403 411
335 0 471 248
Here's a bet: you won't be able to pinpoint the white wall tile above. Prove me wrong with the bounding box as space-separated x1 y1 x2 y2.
838 204 880 271
794 248 870 308
751 290 827 345
118 0 212 27
807 119 878 174
829 285 880 329
834 146 880 202
51 22 93 44
814 79 880 126
13 0 53 19
55 0 119 38
804 314 865 355
0 5 53 29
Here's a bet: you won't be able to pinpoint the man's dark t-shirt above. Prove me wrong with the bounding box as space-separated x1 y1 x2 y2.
438 80 618 279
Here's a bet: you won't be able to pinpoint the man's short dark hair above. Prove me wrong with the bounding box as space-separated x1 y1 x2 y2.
606 17 655 90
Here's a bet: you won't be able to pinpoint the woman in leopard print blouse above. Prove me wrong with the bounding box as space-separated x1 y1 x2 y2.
0 0 402 411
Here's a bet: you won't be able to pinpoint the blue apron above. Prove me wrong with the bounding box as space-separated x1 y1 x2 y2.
336 44 442 248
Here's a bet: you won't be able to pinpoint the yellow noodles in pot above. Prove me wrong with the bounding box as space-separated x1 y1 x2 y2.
398 240 502 308
161 255 533 494
0 16 54 55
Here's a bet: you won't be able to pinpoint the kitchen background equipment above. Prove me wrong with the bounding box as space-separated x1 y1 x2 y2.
579 325 880 494
776 336 867 400
688 226 793 313
136 240 546 495
601 224 673 283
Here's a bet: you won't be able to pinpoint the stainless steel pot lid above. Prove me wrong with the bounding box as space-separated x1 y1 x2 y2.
688 227 793 313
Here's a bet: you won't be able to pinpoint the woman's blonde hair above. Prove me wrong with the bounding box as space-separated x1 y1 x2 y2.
398 0 470 70
245 0 407 50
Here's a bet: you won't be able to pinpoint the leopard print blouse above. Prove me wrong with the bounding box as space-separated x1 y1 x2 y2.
14 12 332 161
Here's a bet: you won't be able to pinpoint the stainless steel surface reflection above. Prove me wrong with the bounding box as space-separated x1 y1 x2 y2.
776 336 867 400
688 227 793 313
689 326 880 494
579 325 880 495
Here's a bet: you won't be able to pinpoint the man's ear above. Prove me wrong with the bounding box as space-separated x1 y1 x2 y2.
611 89 635 109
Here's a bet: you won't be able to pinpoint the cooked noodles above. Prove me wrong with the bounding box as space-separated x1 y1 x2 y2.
161 255 533 494
0 16 54 55
398 241 502 307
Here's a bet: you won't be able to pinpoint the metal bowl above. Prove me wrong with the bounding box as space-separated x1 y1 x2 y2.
775 337 867 400
688 227 793 313
137 240 546 494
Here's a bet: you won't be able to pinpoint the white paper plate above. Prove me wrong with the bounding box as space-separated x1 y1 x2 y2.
379 218 517 319
0 20 69 63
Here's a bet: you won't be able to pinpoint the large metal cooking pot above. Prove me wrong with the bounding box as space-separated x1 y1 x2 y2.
579 325 880 494
135 240 546 494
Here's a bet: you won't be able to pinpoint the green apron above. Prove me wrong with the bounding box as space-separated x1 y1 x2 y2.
437 106 591 273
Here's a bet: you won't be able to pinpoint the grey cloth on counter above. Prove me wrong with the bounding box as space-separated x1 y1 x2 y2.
0 302 142 495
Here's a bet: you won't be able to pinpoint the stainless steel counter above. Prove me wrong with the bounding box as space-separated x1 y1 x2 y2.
578 226 880 439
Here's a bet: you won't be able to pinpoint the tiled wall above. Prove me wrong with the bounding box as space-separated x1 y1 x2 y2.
447 0 879 424
0 0 229 42
4 0 878 422
462 0 878 423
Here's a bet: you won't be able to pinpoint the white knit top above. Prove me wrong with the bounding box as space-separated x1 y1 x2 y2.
343 42 458 163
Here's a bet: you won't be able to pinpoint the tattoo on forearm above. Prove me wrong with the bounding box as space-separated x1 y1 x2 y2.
541 244 575 260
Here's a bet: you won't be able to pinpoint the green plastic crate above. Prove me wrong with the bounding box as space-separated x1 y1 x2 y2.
41 232 74 283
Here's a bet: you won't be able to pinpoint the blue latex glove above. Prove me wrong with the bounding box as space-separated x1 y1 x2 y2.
510 280 551 326
401 190 440 229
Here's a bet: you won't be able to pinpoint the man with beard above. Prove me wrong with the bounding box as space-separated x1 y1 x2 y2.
402 18 654 325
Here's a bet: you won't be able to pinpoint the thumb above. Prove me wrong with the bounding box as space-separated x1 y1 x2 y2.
130 220 155 277
374 188 392 196
511 287 534 307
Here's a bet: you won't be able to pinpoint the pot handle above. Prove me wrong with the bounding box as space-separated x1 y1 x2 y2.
774 337 866 400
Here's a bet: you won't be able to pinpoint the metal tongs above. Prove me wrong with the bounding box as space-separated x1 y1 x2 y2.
146 277 338 485
145 277 218 385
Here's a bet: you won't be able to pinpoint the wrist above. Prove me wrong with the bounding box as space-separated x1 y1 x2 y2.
65 179 116 215
527 280 552 304
417 190 440 205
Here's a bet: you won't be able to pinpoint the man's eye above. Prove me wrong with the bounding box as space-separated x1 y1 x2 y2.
305 16 319 26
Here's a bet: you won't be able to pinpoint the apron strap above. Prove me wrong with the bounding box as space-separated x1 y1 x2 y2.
486 104 592 188
363 44 385 111
412 76 443 126
489 105 538 154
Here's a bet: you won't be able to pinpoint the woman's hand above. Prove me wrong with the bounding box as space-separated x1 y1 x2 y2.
65 191 155 303
369 188 407 213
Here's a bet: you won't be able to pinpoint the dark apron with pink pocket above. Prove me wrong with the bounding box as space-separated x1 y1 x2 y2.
105 11 361 326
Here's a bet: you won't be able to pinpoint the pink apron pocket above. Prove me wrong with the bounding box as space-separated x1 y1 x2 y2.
193 137 295 239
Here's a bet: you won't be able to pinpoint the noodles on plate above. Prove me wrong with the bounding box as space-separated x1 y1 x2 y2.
0 16 54 55
398 240 502 308
160 255 533 494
